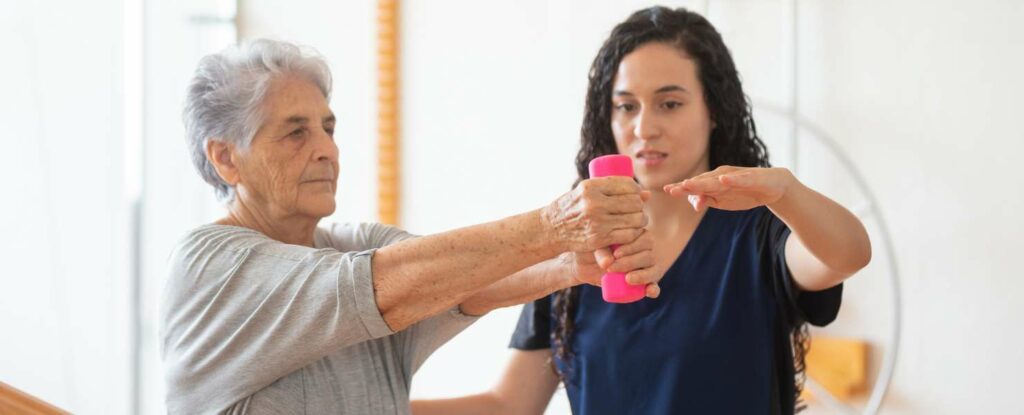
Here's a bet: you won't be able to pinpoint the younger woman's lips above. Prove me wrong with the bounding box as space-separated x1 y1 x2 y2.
639 153 667 167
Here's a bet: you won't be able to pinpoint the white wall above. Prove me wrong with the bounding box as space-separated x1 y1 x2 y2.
0 0 134 413
793 2 1024 411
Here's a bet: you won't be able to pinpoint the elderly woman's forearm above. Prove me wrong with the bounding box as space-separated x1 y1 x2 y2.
371 209 563 331
459 256 576 316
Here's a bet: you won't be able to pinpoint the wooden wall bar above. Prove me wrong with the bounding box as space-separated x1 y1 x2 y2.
377 0 401 225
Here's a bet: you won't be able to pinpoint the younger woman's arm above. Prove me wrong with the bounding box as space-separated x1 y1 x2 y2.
411 349 560 415
665 166 871 291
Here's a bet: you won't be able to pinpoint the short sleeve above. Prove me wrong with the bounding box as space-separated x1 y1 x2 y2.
321 223 477 377
399 306 479 376
509 295 553 350
758 209 843 327
317 222 418 251
160 226 396 413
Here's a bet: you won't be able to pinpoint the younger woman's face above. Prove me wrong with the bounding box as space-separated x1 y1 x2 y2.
611 42 713 190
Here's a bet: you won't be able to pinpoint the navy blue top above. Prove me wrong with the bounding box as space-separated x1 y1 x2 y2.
510 207 843 415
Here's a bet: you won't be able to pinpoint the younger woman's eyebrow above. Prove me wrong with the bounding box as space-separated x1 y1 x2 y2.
614 84 690 96
654 85 689 94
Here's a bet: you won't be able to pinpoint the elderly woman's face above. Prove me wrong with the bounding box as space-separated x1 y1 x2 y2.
235 76 339 219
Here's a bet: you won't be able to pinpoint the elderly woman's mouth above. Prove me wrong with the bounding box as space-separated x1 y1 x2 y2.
301 179 335 190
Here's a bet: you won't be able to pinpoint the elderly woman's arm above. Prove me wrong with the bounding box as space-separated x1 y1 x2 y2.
160 178 645 412
373 178 648 331
455 255 578 317
455 224 658 316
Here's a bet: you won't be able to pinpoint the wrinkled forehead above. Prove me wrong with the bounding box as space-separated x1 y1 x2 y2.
261 76 334 124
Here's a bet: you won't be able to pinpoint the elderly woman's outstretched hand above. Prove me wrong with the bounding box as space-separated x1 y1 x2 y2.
541 177 650 253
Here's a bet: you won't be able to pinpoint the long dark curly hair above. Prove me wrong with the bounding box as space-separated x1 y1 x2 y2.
552 5 811 411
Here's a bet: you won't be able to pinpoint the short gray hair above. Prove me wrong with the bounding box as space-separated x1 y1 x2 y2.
183 39 333 201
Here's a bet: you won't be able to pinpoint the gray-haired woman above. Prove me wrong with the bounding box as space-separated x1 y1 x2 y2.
159 39 661 414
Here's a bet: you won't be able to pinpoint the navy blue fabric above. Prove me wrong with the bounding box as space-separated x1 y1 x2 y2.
510 207 843 415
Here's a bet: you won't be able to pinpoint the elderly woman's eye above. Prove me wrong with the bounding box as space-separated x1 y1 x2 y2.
289 128 306 138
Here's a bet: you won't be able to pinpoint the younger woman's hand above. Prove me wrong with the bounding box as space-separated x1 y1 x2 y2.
663 166 796 212
570 229 662 299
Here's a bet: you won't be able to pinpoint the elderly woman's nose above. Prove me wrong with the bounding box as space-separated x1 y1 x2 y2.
313 129 339 161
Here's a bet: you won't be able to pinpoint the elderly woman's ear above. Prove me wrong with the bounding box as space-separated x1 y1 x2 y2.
206 139 241 187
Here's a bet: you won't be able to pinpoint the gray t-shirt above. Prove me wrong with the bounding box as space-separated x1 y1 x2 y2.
160 222 478 414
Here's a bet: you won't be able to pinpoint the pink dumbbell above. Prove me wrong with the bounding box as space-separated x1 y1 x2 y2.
588 154 647 304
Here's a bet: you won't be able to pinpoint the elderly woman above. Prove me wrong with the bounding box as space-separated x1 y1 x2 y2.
160 39 659 414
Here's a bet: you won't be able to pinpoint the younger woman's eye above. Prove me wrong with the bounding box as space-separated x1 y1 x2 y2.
615 103 637 112
663 101 683 110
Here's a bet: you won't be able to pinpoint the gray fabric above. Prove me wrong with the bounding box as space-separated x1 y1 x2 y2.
160 222 478 414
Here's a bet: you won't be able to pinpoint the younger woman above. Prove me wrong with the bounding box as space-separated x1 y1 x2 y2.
413 6 870 414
